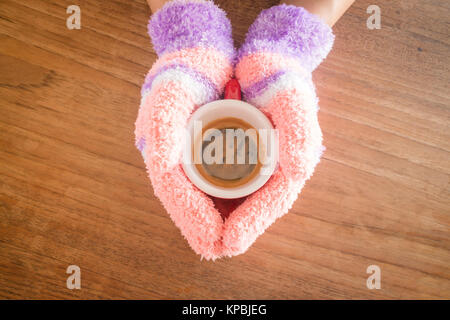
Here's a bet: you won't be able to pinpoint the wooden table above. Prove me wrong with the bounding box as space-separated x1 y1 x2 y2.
0 0 449 299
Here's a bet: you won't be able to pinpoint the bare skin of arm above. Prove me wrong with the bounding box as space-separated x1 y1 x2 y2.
281 0 355 26
146 0 170 13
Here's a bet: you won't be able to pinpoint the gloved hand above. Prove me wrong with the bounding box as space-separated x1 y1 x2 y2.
135 0 334 260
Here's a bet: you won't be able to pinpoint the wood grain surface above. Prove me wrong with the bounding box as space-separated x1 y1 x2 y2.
0 0 449 299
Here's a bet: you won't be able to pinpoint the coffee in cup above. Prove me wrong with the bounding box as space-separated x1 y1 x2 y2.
183 100 278 199
194 117 263 188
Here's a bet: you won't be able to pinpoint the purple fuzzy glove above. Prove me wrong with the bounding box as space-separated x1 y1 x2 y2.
135 2 335 260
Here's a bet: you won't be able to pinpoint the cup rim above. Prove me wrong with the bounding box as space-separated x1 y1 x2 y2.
182 99 278 199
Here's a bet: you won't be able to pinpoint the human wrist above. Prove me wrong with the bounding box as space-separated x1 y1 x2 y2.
281 0 354 26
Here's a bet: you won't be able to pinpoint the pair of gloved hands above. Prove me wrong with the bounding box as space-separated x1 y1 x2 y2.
135 0 334 260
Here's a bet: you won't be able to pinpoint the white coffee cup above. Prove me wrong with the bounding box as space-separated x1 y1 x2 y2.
182 99 278 199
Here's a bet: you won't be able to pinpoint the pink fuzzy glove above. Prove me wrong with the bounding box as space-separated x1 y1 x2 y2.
135 1 334 260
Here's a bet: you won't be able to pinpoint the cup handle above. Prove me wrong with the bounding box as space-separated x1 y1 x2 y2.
224 78 242 100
